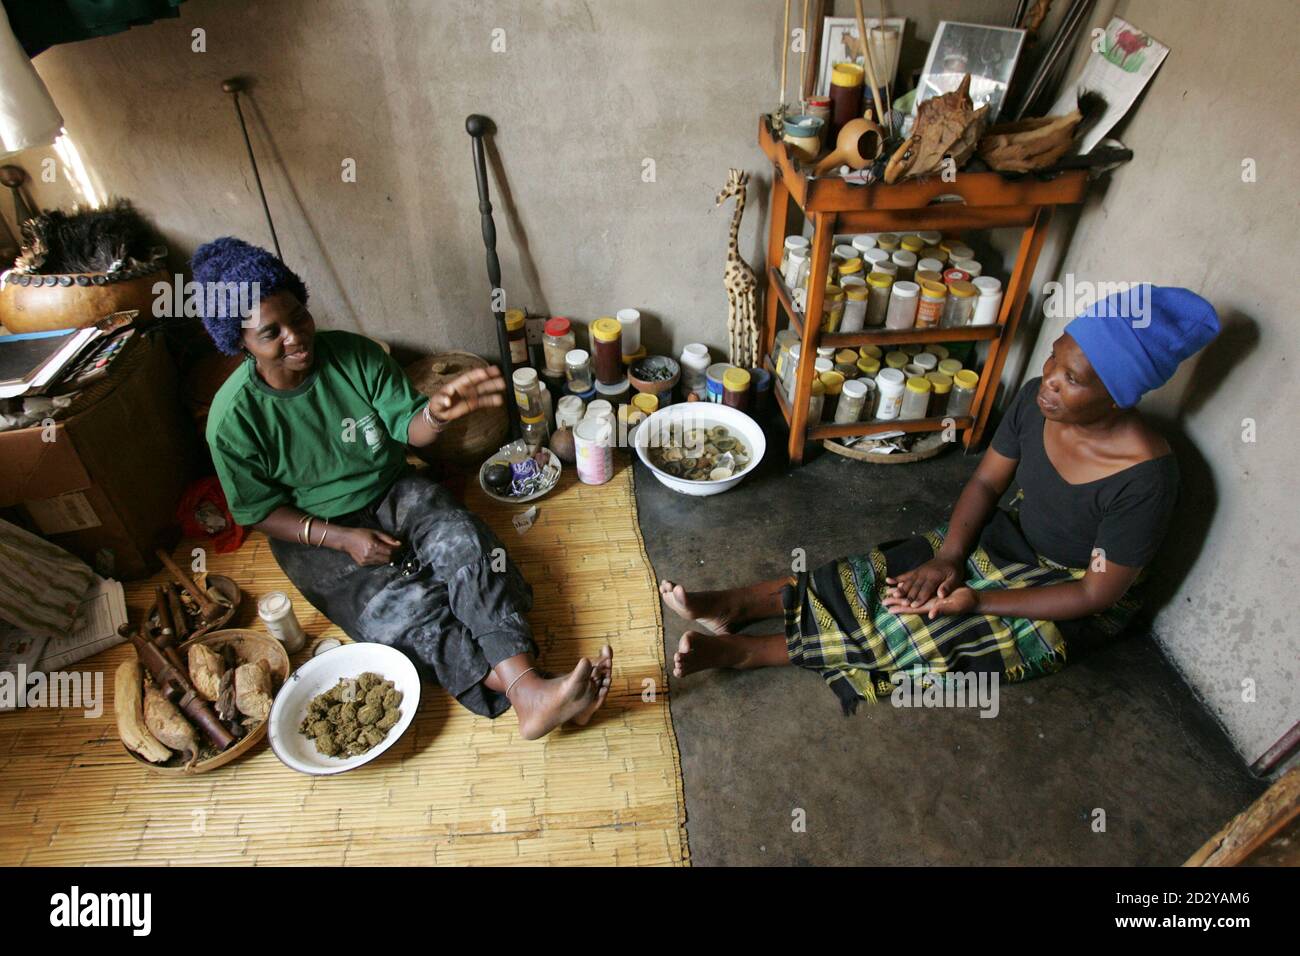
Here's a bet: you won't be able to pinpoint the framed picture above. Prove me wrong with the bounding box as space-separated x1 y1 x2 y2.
915 21 1025 119
814 16 907 99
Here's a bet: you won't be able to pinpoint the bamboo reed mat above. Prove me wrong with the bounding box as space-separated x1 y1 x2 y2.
0 461 688 866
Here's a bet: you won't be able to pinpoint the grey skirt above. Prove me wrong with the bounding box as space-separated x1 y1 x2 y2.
269 470 536 717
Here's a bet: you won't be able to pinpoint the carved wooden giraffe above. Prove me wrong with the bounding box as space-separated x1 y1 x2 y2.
716 168 760 370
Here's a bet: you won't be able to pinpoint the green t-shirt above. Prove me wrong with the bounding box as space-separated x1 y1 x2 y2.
206 330 427 525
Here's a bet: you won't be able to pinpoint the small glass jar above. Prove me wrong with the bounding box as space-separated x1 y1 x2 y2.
807 378 826 423
840 285 869 332
915 280 948 329
942 280 978 328
891 250 917 283
505 309 529 367
772 329 798 382
780 235 810 279
722 367 751 411
863 248 892 274
884 280 920 330
590 317 623 384
833 378 868 423
513 366 544 419
948 370 979 418
542 317 576 376
926 372 953 416
564 348 594 393
864 271 893 327
520 412 549 453
821 285 845 333
941 240 974 263
833 349 859 378
836 257 865 285
782 344 801 394
901 375 932 420
783 249 808 290
851 235 877 258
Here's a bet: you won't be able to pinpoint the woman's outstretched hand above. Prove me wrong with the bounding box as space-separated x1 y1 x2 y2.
339 527 403 566
426 366 506 424
885 555 964 609
882 585 979 620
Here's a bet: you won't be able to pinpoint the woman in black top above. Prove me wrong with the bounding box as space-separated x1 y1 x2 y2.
658 285 1218 711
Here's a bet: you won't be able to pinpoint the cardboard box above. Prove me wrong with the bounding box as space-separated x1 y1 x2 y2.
0 332 198 580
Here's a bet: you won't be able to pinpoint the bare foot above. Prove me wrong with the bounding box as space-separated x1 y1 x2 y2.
512 659 596 740
672 630 750 678
659 580 739 634
571 645 613 727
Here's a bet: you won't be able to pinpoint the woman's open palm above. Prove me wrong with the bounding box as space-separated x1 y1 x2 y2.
427 366 507 423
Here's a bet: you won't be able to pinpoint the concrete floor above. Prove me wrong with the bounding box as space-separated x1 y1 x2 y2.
633 428 1265 866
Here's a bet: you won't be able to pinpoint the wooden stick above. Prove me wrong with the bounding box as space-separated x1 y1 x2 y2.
878 0 893 124
154 547 222 622
780 0 791 108
853 0 890 135
800 0 810 105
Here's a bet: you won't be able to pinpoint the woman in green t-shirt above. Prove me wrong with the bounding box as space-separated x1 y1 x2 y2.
194 238 610 739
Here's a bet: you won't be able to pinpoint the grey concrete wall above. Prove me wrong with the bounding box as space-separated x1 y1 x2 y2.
14 0 1042 362
1022 0 1299 768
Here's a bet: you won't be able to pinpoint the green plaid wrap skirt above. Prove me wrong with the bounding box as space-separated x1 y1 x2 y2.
782 513 1142 713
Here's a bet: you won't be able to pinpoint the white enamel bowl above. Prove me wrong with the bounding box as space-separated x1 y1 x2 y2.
633 401 766 497
267 642 421 775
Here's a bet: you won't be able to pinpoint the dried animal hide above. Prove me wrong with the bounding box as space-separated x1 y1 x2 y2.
885 74 988 184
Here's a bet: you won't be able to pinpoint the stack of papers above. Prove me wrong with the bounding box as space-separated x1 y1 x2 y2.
0 326 103 399
0 576 128 697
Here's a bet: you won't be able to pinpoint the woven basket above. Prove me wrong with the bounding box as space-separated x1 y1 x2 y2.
404 350 508 465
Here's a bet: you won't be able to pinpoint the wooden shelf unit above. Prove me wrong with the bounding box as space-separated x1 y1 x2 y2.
758 115 1087 464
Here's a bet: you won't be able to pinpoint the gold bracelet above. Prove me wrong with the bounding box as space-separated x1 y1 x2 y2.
315 520 330 548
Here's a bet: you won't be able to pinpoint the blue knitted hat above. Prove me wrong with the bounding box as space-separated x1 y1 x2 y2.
190 237 308 355
1064 285 1219 408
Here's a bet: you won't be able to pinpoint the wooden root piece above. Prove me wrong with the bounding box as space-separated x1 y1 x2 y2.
187 643 225 702
234 660 273 722
143 683 199 768
885 74 988 184
115 660 172 763
978 109 1083 172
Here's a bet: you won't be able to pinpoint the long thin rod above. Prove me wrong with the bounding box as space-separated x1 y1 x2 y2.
228 91 281 259
466 114 521 440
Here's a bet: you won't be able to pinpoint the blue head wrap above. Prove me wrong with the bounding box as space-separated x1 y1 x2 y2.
1063 284 1219 408
190 237 308 355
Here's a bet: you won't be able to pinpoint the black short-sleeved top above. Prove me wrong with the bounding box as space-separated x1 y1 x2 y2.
985 378 1179 569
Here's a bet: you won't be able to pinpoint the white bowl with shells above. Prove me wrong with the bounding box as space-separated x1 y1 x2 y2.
633 402 765 497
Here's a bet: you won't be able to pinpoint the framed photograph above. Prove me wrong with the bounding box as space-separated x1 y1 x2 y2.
915 21 1025 119
814 16 907 99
